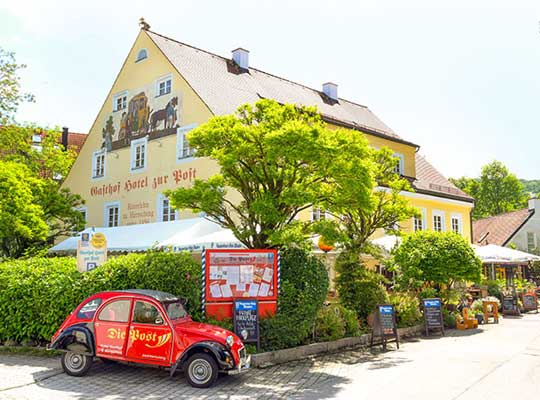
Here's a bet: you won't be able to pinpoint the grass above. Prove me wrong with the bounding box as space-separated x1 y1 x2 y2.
0 345 61 357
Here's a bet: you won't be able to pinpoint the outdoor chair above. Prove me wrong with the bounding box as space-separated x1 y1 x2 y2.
456 307 478 330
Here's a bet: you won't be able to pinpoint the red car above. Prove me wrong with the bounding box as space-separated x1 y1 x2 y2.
48 290 250 388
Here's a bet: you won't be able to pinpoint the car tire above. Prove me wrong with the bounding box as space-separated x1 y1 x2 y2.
61 351 93 377
184 353 218 388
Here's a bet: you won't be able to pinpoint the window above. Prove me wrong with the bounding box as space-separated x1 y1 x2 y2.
113 91 128 112
165 301 187 320
92 149 106 178
176 124 197 161
311 207 326 222
451 214 463 235
105 202 120 227
158 194 177 222
32 134 42 143
393 153 405 175
528 232 536 253
132 301 164 325
156 74 172 97
135 48 148 62
76 207 88 224
433 210 445 232
77 298 102 319
98 300 131 323
130 137 147 171
413 208 427 232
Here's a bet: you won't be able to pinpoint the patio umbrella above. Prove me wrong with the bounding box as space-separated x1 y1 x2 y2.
472 244 540 264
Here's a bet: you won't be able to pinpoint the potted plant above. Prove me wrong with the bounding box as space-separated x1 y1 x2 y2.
474 311 484 324
471 299 484 324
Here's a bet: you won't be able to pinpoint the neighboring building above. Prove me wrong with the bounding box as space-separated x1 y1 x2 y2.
31 127 88 154
62 21 474 242
473 198 540 254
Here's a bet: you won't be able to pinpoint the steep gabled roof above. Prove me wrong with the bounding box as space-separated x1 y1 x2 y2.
146 30 417 147
413 154 474 202
473 208 534 246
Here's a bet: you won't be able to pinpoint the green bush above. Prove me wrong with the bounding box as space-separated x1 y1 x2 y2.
260 248 329 351
418 287 438 300
484 279 505 298
442 309 457 329
0 251 201 343
388 292 422 328
335 252 388 321
314 304 360 342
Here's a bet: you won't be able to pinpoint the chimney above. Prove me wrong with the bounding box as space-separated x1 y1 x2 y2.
528 198 540 214
62 127 69 150
232 48 249 69
322 82 338 101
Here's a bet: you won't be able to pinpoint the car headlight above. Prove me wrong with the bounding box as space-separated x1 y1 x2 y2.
226 335 234 347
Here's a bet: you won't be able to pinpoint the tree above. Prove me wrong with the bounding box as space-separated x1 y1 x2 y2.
167 99 375 249
391 231 482 292
0 125 84 258
0 48 34 124
450 161 528 219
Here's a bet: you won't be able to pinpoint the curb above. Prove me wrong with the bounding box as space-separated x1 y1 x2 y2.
251 324 423 368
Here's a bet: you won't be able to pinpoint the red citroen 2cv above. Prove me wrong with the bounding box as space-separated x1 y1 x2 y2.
48 290 250 388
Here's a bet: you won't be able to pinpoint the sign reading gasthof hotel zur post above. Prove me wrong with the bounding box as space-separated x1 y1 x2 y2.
77 232 108 272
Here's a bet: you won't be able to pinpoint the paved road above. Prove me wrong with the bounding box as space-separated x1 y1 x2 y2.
2 313 540 399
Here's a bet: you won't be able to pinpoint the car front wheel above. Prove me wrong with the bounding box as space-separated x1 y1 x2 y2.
184 353 218 388
61 351 93 377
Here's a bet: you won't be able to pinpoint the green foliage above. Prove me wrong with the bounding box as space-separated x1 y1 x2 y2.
442 309 458 329
167 99 376 249
0 125 83 258
484 279 505 298
392 231 482 291
388 292 422 328
0 48 34 124
0 252 201 343
521 180 540 197
335 252 388 321
450 161 528 220
418 287 439 300
314 303 360 342
260 248 329 351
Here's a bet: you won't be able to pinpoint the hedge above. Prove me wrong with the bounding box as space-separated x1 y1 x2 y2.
0 251 201 343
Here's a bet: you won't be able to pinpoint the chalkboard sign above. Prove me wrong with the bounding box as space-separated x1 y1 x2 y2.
233 299 259 350
423 298 444 336
502 295 519 315
523 293 538 313
370 304 399 350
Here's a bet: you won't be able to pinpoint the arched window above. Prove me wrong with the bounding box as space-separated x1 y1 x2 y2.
136 48 148 62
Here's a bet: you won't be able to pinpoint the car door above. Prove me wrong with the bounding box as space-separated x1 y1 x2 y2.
124 299 173 365
94 298 132 359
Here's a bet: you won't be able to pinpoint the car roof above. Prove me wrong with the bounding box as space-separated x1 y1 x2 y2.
112 289 180 303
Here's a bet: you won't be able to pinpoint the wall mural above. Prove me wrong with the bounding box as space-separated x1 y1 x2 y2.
101 84 182 151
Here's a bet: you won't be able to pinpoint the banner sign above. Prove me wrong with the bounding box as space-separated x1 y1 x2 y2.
370 304 399 350
422 298 444 336
233 299 260 350
77 232 107 272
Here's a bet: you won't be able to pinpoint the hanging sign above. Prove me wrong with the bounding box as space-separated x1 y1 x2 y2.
233 299 260 350
370 304 399 350
523 293 538 313
77 232 107 272
422 298 444 336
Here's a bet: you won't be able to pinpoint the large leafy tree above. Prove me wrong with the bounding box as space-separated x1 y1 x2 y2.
392 231 482 291
0 125 84 258
167 99 375 249
0 47 34 124
450 161 528 219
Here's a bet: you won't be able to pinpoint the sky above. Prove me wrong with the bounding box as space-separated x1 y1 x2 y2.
1 0 539 179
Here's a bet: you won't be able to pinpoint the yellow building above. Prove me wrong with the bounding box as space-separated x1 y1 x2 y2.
62 22 473 249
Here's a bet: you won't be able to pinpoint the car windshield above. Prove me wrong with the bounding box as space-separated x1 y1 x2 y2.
165 301 187 320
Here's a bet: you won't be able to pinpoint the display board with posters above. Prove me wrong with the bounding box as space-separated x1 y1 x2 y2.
370 304 399 350
77 232 108 272
233 299 260 350
203 249 278 319
422 298 444 336
522 293 538 313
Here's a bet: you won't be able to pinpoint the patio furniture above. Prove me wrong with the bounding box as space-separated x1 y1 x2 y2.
482 301 499 324
456 308 478 330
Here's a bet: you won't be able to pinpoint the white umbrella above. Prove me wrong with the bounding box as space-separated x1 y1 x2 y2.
473 244 540 264
371 235 401 253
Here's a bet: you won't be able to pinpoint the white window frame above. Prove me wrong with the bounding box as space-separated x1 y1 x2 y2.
130 137 148 172
104 201 120 228
176 124 197 162
413 208 427 232
432 210 446 232
311 207 329 222
157 194 178 222
393 152 405 175
450 213 463 235
92 149 106 180
155 74 173 97
76 206 88 225
135 48 148 63
112 90 128 112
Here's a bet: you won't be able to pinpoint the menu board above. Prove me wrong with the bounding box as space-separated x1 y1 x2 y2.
423 298 444 336
370 304 399 350
502 295 519 315
205 250 278 302
233 300 259 349
523 294 538 312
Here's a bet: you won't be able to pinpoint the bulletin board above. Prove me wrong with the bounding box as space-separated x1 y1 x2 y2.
203 249 279 319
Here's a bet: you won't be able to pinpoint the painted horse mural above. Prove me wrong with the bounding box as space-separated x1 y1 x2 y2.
149 96 178 132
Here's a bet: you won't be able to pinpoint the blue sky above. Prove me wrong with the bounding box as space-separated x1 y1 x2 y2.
1 0 539 179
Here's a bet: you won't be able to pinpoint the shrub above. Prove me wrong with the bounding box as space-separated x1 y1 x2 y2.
260 248 329 351
484 279 505 298
418 287 438 300
335 252 388 321
442 309 457 329
388 292 422 328
314 304 360 342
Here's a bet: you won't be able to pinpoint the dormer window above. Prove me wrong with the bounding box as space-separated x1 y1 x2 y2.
393 153 405 175
136 48 148 62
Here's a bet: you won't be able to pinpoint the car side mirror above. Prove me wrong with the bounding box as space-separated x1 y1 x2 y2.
180 298 188 306
155 316 163 325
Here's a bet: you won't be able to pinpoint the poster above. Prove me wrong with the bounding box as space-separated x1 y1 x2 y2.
77 232 108 272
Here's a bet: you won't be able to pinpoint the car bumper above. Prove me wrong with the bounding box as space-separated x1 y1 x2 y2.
226 354 251 375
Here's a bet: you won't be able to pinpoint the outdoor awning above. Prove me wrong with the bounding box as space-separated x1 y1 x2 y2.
473 244 540 264
49 217 243 254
